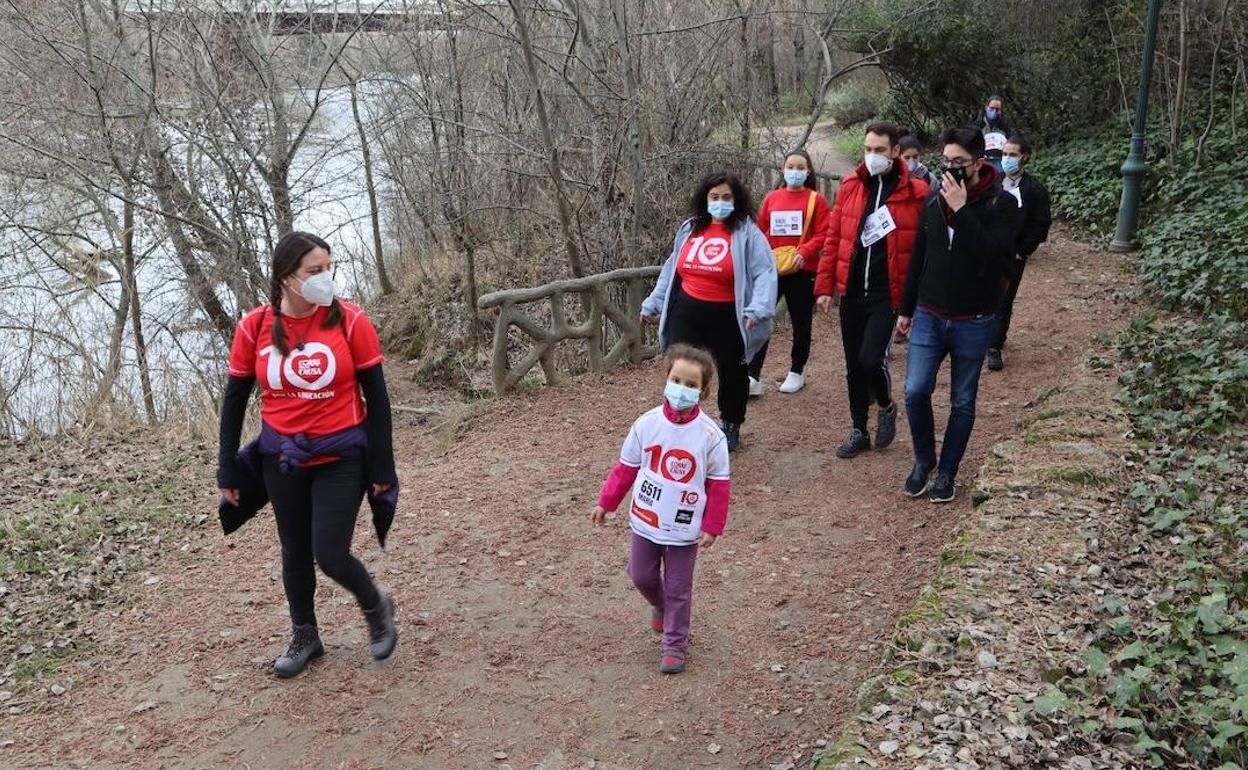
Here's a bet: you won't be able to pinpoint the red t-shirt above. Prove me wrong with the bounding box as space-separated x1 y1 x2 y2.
676 221 736 303
227 301 385 438
757 187 831 271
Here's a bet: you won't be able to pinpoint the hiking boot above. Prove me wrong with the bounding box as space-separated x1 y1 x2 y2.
778 371 806 394
650 606 664 634
986 349 1004 371
273 623 324 678
659 654 686 674
748 376 763 397
903 464 932 498
928 473 956 503
836 428 871 459
362 593 398 660
875 402 898 449
721 421 741 452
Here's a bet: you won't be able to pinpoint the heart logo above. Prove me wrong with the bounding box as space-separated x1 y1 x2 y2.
283 341 337 390
697 237 729 266
662 449 697 483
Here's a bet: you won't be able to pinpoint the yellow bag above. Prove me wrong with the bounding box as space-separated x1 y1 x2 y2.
772 190 819 277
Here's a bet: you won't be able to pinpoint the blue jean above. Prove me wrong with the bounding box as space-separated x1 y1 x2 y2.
904 309 996 478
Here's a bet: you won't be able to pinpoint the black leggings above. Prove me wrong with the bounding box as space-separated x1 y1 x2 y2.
263 454 381 627
748 270 815 378
993 258 1027 350
665 288 749 424
839 293 896 432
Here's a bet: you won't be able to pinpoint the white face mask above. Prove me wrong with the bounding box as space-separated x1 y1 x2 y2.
295 272 335 306
864 152 893 177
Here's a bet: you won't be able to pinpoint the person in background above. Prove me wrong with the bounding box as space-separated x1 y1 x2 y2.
640 172 778 452
987 134 1052 371
896 127 1021 503
815 122 929 460
591 344 730 675
899 134 935 187
978 95 1014 171
748 149 832 396
217 231 399 678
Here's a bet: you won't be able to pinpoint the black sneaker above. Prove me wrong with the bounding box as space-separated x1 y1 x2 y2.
273 623 324 678
986 349 1004 371
903 464 932 497
836 429 871 459
928 473 956 503
721 421 741 452
362 593 398 660
875 402 897 449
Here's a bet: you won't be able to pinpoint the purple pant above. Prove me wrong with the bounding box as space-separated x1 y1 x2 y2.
627 533 699 657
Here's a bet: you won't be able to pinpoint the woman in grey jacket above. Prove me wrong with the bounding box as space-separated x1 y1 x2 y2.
640 172 778 451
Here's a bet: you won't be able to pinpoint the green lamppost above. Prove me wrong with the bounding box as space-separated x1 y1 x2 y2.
1110 0 1164 252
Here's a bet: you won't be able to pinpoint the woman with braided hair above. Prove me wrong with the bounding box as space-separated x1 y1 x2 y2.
217 231 399 678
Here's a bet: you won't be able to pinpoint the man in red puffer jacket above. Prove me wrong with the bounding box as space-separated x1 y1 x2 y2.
816 121 929 460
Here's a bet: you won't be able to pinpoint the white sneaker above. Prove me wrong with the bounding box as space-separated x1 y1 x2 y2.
778 372 806 394
748 376 763 397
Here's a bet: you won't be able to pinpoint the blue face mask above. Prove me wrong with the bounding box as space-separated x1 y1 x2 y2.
986 108 1000 122
707 200 735 220
1001 156 1022 175
664 381 701 411
783 169 808 187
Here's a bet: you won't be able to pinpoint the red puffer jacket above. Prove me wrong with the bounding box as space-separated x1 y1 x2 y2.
814 162 929 310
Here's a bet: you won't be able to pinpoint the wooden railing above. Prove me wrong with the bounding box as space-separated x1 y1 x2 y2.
476 266 663 395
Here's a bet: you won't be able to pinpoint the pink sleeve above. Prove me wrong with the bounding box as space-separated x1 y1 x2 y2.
701 478 731 536
597 462 640 511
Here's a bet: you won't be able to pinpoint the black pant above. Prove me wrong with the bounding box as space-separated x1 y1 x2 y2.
666 288 749 424
748 270 815 378
993 258 1027 350
263 454 381 627
839 293 896 432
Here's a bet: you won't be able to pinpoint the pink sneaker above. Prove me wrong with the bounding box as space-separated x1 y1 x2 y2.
659 655 685 674
650 607 664 634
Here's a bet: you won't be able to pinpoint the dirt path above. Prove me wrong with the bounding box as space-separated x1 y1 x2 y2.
4 138 1131 769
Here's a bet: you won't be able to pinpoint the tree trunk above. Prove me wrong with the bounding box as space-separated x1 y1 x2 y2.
507 0 586 277
122 196 157 423
349 79 394 295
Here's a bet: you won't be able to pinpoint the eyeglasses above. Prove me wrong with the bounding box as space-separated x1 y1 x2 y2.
938 155 978 168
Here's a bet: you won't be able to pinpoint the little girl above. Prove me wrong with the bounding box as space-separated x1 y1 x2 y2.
591 344 731 674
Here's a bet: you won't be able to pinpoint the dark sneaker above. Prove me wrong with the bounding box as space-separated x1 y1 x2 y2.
721 421 741 452
362 593 398 660
986 349 1004 371
836 429 871 459
928 474 956 503
903 464 933 497
273 624 324 678
659 655 686 674
875 402 898 449
650 606 664 634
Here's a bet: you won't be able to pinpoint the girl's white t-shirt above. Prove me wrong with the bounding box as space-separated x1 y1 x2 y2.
617 407 730 546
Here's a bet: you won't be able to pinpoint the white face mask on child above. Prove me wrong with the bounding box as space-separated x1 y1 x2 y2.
664 381 700 411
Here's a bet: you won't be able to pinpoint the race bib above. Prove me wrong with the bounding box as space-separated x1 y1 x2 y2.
985 132 1008 152
860 206 897 248
770 210 803 237
630 466 706 542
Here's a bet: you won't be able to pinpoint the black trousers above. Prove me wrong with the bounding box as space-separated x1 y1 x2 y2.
748 270 816 378
993 258 1027 350
263 454 381 627
839 293 896 432
666 288 749 424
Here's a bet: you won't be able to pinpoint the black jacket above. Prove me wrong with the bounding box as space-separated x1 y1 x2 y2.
1003 172 1052 259
900 167 1023 318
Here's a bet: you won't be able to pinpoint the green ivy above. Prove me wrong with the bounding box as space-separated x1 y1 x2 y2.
1035 113 1248 768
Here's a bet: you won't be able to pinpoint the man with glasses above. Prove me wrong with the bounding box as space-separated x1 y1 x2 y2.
895 127 1022 503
